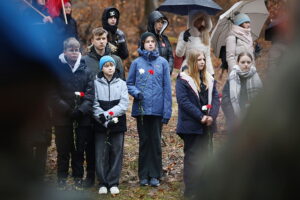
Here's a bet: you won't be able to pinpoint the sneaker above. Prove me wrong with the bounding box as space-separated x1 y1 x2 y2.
140 179 149 186
74 178 83 190
110 186 120 195
98 186 108 194
57 178 66 190
83 177 95 188
149 178 160 187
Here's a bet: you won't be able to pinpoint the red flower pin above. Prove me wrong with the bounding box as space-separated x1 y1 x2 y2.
207 104 212 109
148 69 154 75
108 111 114 116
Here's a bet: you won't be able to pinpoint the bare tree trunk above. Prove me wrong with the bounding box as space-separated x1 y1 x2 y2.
139 0 159 35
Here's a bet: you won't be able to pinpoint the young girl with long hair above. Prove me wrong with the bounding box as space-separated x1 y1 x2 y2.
176 50 220 199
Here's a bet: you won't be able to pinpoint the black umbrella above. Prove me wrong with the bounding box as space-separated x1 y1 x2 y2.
157 0 222 16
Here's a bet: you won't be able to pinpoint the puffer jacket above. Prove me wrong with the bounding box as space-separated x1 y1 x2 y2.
83 45 125 80
226 25 254 72
176 71 220 134
176 12 214 76
50 54 94 126
93 73 129 133
102 7 129 60
127 48 172 121
147 11 174 75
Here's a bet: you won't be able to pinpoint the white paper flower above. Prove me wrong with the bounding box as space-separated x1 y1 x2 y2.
139 68 145 74
202 105 208 111
75 92 81 96
112 117 119 124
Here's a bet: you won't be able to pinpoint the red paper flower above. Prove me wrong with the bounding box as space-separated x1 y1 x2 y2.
75 91 85 98
218 93 223 98
108 111 114 116
148 69 154 75
207 104 212 109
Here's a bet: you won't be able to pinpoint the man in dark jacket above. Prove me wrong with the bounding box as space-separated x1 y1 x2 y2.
147 11 174 75
84 27 125 80
50 37 94 190
102 7 129 60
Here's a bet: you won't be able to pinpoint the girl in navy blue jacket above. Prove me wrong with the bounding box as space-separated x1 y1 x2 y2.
175 50 220 199
127 32 172 187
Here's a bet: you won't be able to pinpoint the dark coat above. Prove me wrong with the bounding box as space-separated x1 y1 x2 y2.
83 45 125 80
147 11 174 75
102 7 129 60
55 13 78 40
176 72 220 134
50 56 94 126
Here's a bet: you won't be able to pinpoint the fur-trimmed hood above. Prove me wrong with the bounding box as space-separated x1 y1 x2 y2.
188 11 213 36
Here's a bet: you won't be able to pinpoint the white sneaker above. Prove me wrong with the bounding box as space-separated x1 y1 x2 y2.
98 186 108 194
110 186 120 195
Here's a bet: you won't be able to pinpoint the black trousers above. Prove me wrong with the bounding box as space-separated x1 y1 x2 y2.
137 115 162 180
55 125 91 179
95 131 124 187
85 125 95 180
178 131 209 198
32 143 48 180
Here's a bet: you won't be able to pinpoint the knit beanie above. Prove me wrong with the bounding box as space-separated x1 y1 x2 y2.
234 13 251 26
140 32 157 50
99 55 115 71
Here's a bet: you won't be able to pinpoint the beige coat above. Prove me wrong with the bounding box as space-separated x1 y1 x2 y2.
226 25 254 72
176 12 214 75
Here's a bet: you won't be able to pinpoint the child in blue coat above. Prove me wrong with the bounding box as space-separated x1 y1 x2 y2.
176 50 220 199
127 32 172 187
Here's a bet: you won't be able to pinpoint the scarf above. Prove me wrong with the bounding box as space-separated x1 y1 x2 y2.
137 48 159 62
231 25 253 45
229 65 263 116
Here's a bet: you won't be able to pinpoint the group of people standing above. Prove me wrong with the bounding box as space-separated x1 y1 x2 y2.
26 0 263 199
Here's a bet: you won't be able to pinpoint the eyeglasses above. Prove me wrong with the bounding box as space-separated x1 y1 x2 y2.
66 48 80 53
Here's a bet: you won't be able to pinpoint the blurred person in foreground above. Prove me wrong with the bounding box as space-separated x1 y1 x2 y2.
190 1 300 199
0 1 92 199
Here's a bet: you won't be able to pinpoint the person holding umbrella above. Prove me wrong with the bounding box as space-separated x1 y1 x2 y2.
176 11 215 76
226 13 255 72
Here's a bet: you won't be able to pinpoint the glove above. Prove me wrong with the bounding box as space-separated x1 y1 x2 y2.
136 93 144 101
71 109 83 120
183 29 191 42
162 118 169 125
99 113 107 124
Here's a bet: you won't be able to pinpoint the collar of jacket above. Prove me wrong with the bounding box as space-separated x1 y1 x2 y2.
179 70 214 106
88 45 111 61
58 53 82 73
96 73 119 85
138 48 159 61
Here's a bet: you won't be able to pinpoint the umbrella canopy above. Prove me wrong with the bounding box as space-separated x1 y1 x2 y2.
157 0 222 16
211 0 269 57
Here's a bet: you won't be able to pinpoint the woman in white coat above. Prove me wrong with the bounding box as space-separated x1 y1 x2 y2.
226 13 255 72
176 12 214 76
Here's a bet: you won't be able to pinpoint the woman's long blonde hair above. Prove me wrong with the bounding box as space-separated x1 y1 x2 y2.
187 50 208 91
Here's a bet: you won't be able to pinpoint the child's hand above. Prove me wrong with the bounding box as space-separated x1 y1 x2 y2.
206 116 214 126
99 113 106 124
43 16 53 23
201 115 208 124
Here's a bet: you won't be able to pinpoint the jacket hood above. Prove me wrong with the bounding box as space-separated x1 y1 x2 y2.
147 11 169 36
58 53 82 73
188 11 212 33
102 7 120 34
96 71 120 84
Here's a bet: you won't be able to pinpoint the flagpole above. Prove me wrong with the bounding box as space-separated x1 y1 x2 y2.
22 0 47 18
61 0 68 25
